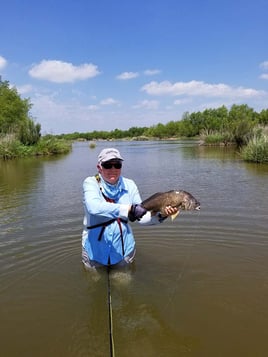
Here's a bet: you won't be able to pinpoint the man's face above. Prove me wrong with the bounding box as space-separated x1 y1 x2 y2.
98 160 122 184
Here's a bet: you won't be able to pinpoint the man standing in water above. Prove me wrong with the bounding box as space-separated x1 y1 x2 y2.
82 148 177 270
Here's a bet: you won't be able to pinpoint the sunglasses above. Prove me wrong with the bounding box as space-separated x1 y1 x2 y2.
101 162 122 169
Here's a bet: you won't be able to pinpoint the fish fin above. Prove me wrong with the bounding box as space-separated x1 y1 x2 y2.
171 211 180 221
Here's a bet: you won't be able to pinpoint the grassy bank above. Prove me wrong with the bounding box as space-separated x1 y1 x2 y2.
202 127 268 164
240 132 268 163
0 135 72 160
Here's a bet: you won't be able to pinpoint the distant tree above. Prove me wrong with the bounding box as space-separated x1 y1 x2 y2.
228 104 256 146
180 112 198 137
258 109 268 125
228 104 256 123
165 120 181 137
127 126 147 137
0 79 41 144
110 128 124 139
203 106 229 132
0 80 29 132
146 123 168 138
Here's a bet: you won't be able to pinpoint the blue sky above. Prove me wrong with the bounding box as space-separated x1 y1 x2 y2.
1 0 268 134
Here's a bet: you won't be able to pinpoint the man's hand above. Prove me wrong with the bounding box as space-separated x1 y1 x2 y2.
158 206 179 222
164 206 179 216
128 204 147 222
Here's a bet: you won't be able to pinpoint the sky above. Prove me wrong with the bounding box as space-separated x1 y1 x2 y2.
1 0 268 135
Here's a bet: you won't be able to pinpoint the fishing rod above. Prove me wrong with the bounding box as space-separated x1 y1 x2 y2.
107 266 115 357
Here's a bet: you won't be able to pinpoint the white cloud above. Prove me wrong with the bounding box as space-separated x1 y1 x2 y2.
260 73 268 80
31 94 100 133
141 80 266 98
17 84 33 94
29 60 100 83
144 69 161 76
173 98 192 105
260 61 268 70
99 97 120 106
259 61 268 80
133 99 159 110
88 105 99 111
0 55 7 70
116 71 139 80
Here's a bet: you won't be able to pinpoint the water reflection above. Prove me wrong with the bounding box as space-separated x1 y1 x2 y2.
243 161 268 176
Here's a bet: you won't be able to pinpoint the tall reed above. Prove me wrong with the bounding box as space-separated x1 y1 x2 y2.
241 133 268 163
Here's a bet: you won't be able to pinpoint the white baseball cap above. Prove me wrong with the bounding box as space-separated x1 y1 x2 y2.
98 148 124 163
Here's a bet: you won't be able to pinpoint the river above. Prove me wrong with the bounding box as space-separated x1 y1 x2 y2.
0 140 268 356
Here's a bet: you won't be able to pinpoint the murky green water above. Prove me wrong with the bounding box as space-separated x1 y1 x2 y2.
1 141 268 356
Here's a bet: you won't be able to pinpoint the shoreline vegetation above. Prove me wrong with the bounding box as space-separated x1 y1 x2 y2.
0 134 72 160
0 78 268 163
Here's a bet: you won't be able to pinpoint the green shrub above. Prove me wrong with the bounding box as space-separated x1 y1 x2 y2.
0 135 33 159
204 134 222 144
34 137 72 155
0 134 71 159
204 133 229 145
241 133 268 163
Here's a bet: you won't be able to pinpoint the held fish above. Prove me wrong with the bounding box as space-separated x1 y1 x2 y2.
141 190 201 220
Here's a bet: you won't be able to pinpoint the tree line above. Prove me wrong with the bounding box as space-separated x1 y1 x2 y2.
56 104 268 146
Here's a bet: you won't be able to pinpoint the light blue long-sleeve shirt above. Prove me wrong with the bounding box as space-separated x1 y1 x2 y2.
82 174 159 265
